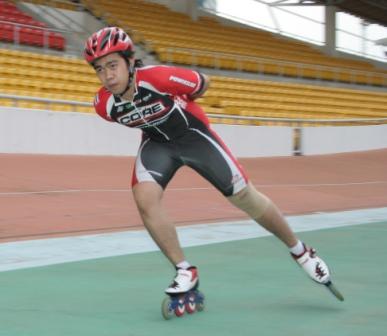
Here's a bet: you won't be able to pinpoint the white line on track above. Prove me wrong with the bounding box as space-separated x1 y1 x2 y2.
0 181 386 196
0 207 386 272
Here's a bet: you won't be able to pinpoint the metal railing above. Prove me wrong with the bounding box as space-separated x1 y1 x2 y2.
1 94 387 126
159 47 387 87
0 94 92 112
25 0 81 11
17 0 94 36
0 19 67 50
206 112 387 125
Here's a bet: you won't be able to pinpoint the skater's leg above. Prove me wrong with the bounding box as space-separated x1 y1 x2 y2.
227 182 298 248
133 181 199 294
255 201 299 248
228 183 338 290
132 140 200 295
132 181 185 265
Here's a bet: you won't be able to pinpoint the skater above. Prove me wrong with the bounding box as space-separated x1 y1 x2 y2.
84 27 342 314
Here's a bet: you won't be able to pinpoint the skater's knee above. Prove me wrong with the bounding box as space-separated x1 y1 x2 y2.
133 182 163 216
227 182 271 220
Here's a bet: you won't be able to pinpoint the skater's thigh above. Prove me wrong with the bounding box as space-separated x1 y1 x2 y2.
180 129 247 196
132 138 183 190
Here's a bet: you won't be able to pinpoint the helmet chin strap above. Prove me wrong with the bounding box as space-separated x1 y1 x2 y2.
117 62 135 98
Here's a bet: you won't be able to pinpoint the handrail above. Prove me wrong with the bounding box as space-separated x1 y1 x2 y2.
35 0 81 10
0 19 70 34
170 47 385 77
160 47 387 85
0 94 91 105
206 113 387 124
1 94 387 124
0 19 70 51
0 94 91 113
19 0 94 35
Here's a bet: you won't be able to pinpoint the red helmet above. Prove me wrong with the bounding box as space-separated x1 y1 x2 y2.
84 27 134 64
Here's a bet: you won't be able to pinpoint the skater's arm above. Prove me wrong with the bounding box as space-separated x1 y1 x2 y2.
144 66 209 101
187 73 210 101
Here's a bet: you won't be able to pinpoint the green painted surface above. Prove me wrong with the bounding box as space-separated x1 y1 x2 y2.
0 222 386 336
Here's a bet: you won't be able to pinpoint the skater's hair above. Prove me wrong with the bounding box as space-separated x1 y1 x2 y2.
133 59 144 68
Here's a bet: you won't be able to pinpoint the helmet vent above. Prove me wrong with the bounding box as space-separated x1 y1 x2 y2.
113 33 120 46
100 30 111 51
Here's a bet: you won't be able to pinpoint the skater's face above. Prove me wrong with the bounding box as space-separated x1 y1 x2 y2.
93 52 131 95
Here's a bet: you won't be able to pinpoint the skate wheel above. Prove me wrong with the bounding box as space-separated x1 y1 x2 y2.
161 297 174 320
197 302 205 312
185 293 196 314
196 291 205 312
174 296 185 317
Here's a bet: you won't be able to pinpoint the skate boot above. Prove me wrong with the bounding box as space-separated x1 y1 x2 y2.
161 267 205 320
292 244 344 301
165 266 199 294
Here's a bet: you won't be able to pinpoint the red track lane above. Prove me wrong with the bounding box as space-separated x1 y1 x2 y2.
0 149 386 242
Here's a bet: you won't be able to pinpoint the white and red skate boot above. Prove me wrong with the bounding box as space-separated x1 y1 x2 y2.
165 266 199 295
162 267 205 319
292 245 330 284
292 245 344 301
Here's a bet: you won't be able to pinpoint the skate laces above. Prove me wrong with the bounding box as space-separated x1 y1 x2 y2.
315 261 327 280
309 247 317 258
292 246 316 262
307 248 327 279
168 267 198 290
293 246 330 283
